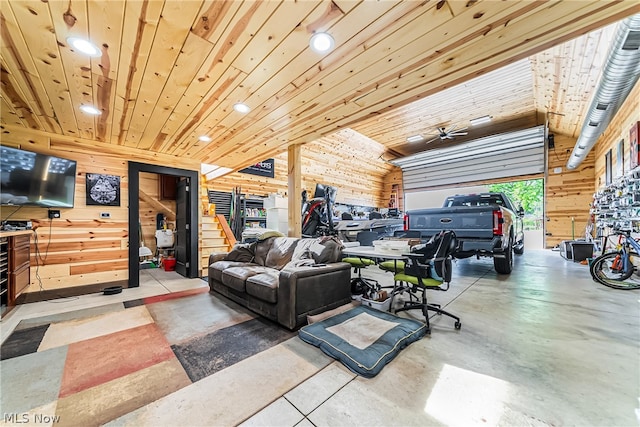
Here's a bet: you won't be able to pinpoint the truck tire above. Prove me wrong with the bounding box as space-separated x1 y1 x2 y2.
494 236 513 274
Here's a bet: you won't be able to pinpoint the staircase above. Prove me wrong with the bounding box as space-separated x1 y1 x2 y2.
200 215 235 277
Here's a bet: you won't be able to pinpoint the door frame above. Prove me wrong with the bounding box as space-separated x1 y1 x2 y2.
128 162 199 287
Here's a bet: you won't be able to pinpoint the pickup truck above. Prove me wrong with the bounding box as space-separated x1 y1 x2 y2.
403 192 525 274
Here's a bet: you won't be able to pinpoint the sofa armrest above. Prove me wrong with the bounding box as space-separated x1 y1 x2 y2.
277 262 352 329
208 252 228 265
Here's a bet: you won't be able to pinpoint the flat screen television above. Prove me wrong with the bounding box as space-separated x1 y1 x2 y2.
1 146 77 208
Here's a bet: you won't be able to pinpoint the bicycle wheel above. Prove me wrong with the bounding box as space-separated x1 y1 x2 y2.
590 251 640 290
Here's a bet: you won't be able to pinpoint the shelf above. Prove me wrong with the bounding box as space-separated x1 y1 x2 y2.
592 167 640 236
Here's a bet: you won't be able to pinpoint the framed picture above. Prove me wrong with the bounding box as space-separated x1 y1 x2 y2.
630 121 639 170
605 149 612 186
616 139 624 177
86 173 120 206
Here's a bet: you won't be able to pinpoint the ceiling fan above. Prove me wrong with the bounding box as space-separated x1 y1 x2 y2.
423 124 468 145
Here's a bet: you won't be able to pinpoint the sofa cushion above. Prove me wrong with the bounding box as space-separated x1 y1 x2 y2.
210 260 254 282
265 237 299 270
225 243 254 262
222 265 275 292
246 271 279 303
252 238 275 266
309 237 343 263
289 237 344 264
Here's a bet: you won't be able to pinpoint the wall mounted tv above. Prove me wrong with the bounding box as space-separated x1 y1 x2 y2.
1 146 77 208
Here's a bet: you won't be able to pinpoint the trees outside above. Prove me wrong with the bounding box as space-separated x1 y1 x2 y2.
489 179 544 230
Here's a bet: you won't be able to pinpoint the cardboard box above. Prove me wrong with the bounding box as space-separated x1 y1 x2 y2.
360 296 391 312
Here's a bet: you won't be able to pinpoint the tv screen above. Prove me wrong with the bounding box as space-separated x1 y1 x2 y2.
1 146 77 208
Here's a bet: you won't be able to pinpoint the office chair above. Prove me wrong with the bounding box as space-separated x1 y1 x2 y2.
342 230 380 296
392 230 461 334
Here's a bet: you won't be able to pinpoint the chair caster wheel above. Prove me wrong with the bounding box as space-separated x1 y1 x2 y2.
454 321 461 330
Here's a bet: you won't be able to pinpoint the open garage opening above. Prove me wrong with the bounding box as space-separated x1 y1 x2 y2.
404 178 544 250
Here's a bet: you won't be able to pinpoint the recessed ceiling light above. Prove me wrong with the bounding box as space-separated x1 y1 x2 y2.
469 115 492 126
233 103 251 114
406 135 424 143
67 37 102 57
309 32 335 54
79 105 101 115
198 135 212 143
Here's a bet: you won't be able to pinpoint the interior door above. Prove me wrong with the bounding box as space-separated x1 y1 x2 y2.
175 178 189 276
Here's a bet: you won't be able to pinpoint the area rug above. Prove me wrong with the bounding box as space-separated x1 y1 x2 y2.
0 287 295 426
298 305 428 378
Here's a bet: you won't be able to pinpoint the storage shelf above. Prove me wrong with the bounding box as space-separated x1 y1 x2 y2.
592 167 640 236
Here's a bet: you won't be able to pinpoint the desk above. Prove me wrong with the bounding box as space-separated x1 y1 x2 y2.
341 246 407 260
342 246 409 285
342 246 410 312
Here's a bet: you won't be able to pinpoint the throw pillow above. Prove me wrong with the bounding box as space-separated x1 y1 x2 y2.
310 236 344 263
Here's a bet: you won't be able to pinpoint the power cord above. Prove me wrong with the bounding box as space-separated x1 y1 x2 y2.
32 219 78 302
1 205 24 229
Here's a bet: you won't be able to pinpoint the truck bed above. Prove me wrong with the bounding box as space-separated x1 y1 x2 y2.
406 206 497 239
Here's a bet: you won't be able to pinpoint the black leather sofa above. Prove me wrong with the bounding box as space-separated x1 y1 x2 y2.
208 235 352 329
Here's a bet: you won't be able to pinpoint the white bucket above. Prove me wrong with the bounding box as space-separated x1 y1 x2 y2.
155 229 174 248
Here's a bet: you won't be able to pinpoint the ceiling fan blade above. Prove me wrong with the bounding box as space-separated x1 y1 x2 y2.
424 135 440 145
449 131 468 136
445 125 468 136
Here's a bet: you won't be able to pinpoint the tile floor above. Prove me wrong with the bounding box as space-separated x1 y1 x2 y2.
1 250 638 426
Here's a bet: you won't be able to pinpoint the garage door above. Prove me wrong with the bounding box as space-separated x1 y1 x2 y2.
392 126 545 192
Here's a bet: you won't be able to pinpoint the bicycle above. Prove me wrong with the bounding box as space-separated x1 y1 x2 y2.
589 230 640 290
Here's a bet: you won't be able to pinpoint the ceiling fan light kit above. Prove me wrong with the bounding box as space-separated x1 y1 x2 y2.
423 124 468 145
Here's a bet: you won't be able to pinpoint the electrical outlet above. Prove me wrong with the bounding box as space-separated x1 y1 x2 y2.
48 209 61 219
100 212 111 219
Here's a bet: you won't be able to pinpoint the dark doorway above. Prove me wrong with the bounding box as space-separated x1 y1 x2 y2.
128 162 199 287
175 179 189 276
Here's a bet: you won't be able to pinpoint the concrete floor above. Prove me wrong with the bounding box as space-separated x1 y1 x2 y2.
2 249 638 426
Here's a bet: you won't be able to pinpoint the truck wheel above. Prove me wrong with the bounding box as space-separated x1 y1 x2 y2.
494 237 513 274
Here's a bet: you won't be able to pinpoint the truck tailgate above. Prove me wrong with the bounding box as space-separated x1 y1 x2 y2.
407 206 496 239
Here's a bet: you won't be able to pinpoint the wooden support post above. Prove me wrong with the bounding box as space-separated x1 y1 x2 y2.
288 144 302 238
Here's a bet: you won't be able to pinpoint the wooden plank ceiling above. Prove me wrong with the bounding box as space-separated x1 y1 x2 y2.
1 1 639 170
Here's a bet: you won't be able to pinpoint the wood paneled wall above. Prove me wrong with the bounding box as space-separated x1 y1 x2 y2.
593 79 640 188
545 133 596 247
206 129 400 208
0 127 199 294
